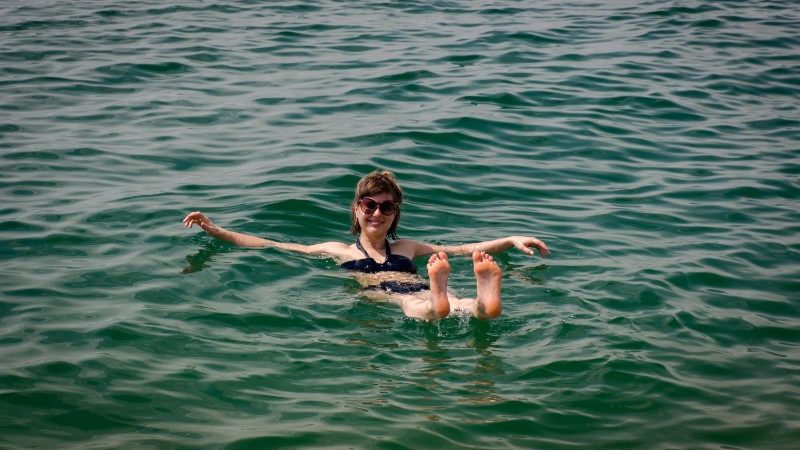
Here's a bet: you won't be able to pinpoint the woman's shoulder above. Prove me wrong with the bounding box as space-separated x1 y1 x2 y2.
307 241 356 259
392 238 439 258
390 239 421 258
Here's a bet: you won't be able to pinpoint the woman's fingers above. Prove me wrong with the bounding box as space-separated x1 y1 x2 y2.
516 237 550 257
518 242 535 255
182 211 208 228
536 240 550 256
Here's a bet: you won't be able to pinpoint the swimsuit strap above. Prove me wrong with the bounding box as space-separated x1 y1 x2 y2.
355 238 392 259
354 239 370 258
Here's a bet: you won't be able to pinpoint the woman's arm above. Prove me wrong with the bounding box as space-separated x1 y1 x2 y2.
410 235 550 258
182 211 350 257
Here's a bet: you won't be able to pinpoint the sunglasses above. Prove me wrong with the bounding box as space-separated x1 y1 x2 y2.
359 197 398 216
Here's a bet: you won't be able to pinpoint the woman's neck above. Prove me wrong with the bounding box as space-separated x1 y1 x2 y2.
359 234 386 253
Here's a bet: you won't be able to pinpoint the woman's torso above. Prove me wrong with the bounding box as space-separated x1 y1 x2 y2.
339 239 429 294
339 239 417 274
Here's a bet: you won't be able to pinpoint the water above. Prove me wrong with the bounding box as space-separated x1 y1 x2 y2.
1 1 799 448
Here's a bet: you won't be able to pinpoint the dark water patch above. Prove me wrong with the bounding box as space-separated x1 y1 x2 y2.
271 29 314 42
143 110 254 127
705 78 795 97
0 390 70 410
370 69 439 84
345 129 482 150
672 89 711 99
567 119 637 136
174 25 229 34
328 44 377 53
435 116 532 135
49 409 134 431
519 89 578 107
3 151 61 161
224 432 367 450
0 49 69 62
184 52 220 63
694 36 800 51
595 95 687 110
494 50 544 64
263 3 323 13
479 7 525 16
645 4 721 17
53 112 119 122
303 101 386 115
94 8 134 18
483 30 567 46
439 54 484 66
0 220 47 233
54 83 138 95
0 19 88 32
745 117 799 133
0 75 75 87
185 310 336 334
690 18 724 28
566 74 647 93
95 61 194 84
585 282 667 312
666 269 753 296
0 124 22 134
553 52 589 63
460 92 534 108
144 4 246 16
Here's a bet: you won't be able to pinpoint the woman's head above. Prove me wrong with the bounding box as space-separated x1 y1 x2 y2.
350 170 403 240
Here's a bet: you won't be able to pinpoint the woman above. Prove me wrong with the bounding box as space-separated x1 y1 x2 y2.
182 171 550 321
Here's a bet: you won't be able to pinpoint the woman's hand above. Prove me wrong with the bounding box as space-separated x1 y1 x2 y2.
183 211 221 236
510 235 550 257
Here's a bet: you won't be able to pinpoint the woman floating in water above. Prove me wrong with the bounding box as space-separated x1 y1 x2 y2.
183 171 550 321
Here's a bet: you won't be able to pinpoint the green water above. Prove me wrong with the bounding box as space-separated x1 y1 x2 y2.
1 1 799 449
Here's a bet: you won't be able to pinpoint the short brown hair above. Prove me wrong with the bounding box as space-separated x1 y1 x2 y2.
349 170 403 240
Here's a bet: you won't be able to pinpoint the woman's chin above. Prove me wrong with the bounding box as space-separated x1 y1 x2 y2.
363 224 388 235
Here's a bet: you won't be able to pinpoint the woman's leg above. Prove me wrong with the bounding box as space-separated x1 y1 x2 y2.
448 252 503 319
394 252 451 321
471 251 502 318
362 252 502 321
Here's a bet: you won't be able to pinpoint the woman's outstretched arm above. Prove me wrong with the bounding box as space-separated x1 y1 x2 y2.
409 235 550 258
182 211 350 257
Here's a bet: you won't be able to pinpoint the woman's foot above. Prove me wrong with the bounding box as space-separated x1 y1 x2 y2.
473 251 502 319
425 252 451 319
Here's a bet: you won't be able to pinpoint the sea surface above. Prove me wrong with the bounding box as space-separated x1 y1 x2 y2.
1 1 799 449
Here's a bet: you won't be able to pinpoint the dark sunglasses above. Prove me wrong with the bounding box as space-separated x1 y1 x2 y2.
359 197 398 216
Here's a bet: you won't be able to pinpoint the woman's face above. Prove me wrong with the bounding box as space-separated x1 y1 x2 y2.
355 191 397 237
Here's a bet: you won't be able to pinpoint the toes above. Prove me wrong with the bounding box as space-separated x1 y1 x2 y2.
473 251 493 263
429 252 449 267
428 253 440 266
472 251 499 268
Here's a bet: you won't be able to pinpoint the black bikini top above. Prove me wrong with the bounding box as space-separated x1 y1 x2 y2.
340 239 418 274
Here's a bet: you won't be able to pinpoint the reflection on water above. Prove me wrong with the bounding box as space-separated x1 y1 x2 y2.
462 321 505 405
181 248 216 274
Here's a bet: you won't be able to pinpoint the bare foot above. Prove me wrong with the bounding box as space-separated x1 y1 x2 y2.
473 251 502 319
426 252 451 319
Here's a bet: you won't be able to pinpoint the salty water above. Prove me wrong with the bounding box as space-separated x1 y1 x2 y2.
1 1 799 449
